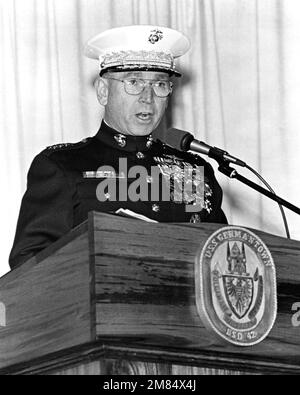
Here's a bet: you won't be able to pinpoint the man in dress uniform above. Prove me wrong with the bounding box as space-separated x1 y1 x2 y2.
9 25 227 270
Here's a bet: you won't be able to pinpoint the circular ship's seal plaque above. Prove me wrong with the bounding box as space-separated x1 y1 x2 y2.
195 226 277 346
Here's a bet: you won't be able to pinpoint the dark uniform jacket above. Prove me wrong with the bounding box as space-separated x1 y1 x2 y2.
9 122 227 269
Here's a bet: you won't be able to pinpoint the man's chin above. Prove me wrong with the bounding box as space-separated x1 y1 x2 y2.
127 124 155 136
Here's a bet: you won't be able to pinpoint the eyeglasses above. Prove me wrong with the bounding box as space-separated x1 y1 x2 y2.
104 76 173 98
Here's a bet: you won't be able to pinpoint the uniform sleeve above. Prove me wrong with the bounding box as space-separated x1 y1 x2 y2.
206 205 228 224
9 153 74 270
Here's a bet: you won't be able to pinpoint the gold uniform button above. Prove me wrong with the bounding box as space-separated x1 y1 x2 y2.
136 152 145 159
190 213 201 223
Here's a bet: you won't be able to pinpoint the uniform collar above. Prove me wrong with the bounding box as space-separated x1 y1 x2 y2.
95 121 154 152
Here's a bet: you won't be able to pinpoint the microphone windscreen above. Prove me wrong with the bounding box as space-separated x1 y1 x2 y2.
164 128 194 151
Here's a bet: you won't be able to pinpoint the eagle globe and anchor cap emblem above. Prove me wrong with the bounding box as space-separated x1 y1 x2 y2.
148 28 164 44
195 226 277 346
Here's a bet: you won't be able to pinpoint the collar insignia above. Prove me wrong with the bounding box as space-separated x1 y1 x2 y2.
146 135 154 149
114 133 127 148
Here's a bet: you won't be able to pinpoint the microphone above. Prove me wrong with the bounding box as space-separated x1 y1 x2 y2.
164 128 246 167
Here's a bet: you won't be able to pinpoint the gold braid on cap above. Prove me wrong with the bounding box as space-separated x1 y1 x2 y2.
100 50 175 72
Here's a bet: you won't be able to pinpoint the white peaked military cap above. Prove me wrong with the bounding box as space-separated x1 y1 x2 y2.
84 25 190 77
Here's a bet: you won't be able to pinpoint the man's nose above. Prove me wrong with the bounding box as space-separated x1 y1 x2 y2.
139 84 154 103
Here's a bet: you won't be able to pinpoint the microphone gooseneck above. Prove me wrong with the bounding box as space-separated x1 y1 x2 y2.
162 127 300 239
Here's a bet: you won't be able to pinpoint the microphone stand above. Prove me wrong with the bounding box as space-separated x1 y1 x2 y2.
215 159 300 216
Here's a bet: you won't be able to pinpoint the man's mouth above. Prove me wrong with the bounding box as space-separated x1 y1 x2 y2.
136 112 153 121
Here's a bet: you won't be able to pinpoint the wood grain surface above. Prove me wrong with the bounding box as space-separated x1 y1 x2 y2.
49 359 248 375
1 211 299 375
0 340 256 375
92 212 300 373
0 226 94 369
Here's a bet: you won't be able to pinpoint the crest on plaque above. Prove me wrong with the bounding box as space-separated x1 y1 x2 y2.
195 226 277 346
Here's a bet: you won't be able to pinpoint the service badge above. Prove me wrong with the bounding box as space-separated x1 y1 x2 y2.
195 226 277 346
148 29 163 44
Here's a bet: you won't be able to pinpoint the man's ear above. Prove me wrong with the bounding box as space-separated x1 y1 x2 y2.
95 77 109 106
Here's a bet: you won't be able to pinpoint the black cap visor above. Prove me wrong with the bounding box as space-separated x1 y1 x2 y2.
100 65 181 77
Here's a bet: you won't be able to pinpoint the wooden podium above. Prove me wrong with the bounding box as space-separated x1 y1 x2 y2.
0 212 300 375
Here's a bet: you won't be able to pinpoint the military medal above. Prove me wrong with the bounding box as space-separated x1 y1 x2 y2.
154 154 213 212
